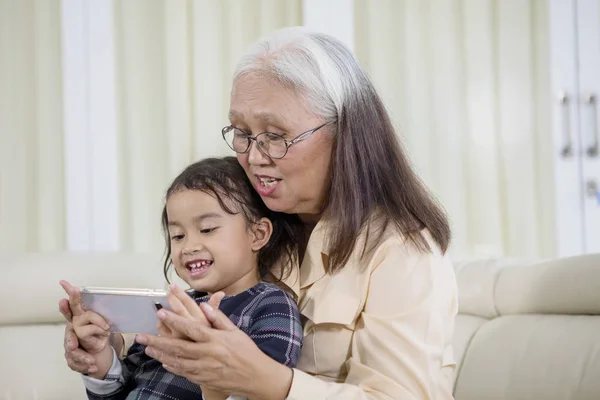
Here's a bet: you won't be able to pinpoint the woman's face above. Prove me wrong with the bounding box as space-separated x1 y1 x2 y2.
229 74 334 220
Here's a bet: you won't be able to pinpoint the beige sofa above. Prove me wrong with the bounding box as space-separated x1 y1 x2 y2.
1 252 599 399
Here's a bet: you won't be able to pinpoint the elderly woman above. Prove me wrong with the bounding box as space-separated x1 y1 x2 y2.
62 27 457 399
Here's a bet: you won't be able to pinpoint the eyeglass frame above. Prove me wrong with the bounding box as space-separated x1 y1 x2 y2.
221 121 335 159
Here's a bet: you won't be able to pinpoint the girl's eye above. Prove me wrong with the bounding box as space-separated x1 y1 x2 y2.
171 234 184 241
200 227 218 234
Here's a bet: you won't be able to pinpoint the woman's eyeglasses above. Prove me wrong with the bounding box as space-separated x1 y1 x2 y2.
221 121 333 159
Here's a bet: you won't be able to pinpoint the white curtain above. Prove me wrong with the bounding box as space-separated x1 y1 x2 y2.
0 0 65 253
114 0 302 254
1 0 557 261
354 0 555 260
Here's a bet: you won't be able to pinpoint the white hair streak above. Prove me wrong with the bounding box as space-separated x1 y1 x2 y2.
232 26 370 122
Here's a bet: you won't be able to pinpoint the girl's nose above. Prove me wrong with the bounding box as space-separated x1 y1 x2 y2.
182 237 205 255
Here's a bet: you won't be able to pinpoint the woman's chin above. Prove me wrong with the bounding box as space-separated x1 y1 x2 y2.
261 197 292 213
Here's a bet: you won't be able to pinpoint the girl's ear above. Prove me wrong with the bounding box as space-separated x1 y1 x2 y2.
250 217 273 252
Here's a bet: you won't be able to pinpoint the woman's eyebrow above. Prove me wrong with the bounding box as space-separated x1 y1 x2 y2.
228 110 243 122
229 109 289 129
253 111 289 128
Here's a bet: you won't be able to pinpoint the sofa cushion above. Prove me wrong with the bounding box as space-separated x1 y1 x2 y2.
454 258 524 319
495 254 600 315
452 314 487 384
0 324 86 399
454 314 600 400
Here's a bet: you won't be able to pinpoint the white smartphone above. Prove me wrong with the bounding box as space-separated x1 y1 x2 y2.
80 287 172 335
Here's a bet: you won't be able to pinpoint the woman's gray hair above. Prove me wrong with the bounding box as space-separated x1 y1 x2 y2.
232 26 368 121
233 27 451 273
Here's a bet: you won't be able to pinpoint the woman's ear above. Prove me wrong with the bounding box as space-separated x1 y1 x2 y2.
250 217 273 251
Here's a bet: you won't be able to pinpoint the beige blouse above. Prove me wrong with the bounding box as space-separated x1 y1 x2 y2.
281 218 458 399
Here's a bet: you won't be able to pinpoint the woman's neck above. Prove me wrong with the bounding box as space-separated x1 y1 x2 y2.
297 217 320 266
298 212 321 226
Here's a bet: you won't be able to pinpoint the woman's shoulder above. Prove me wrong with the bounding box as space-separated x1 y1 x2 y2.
358 214 449 272
349 217 457 311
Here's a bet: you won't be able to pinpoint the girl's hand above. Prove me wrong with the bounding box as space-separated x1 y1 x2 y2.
135 297 293 400
60 280 119 380
60 280 110 354
59 297 98 374
72 310 111 354
156 285 224 339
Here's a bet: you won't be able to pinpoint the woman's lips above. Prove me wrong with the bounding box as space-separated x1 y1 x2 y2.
255 175 281 197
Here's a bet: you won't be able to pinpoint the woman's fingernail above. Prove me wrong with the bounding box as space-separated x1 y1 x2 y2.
145 347 155 357
203 303 214 313
136 334 148 345
84 358 91 364
169 284 179 291
157 310 167 320
88 366 98 373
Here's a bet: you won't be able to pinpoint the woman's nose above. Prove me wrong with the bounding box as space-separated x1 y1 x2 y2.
247 139 271 166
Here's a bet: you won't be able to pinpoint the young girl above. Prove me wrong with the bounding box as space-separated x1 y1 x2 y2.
64 157 303 400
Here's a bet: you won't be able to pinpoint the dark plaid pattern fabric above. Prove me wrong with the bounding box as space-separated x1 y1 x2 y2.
86 282 302 400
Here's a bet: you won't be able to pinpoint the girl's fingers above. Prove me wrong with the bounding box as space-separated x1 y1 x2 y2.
73 311 110 330
170 284 206 320
75 324 110 340
59 280 86 317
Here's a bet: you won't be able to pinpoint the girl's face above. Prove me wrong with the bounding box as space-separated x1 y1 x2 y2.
229 74 335 221
166 189 272 296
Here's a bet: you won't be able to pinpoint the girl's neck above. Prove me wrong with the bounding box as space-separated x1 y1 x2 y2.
209 268 260 297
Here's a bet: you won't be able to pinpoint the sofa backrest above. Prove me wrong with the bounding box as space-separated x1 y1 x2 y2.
452 254 600 400
2 252 599 399
0 252 166 400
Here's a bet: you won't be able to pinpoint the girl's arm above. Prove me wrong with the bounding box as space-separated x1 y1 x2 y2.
83 342 149 400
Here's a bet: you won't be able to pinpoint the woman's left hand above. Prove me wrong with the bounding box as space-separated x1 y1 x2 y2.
157 285 222 339
136 290 293 400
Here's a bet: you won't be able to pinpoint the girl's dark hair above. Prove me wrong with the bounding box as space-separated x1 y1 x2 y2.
161 157 301 283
